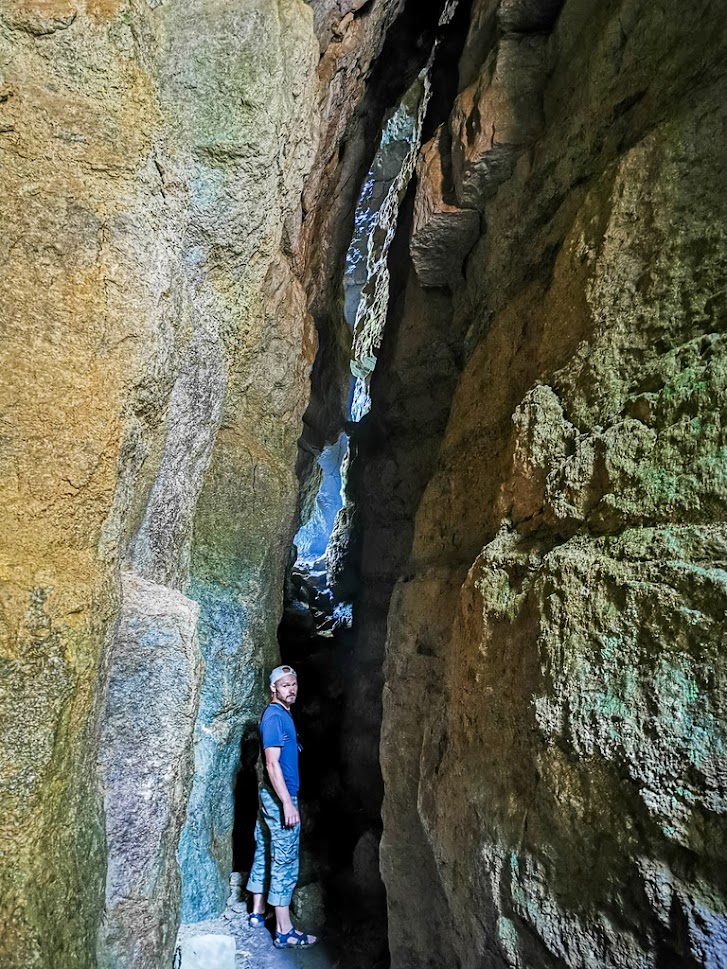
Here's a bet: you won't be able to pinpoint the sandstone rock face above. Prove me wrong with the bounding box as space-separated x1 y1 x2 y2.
97 574 202 969
1 5 161 966
1 0 458 963
6 0 726 967
380 0 727 966
1 0 321 965
410 125 480 288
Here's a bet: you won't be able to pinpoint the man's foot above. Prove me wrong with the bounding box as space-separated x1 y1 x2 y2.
273 927 318 948
248 912 266 928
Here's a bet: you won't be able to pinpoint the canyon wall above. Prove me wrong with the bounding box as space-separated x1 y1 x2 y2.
0 0 322 965
379 0 727 967
0 0 456 965
4 0 726 966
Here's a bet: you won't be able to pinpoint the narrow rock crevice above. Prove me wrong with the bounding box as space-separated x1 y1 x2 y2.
3 1 727 968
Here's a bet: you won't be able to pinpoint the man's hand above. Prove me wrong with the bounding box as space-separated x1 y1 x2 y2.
283 799 300 828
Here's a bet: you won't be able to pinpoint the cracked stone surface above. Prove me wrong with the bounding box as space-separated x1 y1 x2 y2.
4 0 727 967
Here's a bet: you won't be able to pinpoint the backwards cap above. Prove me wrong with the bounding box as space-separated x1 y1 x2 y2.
270 664 297 685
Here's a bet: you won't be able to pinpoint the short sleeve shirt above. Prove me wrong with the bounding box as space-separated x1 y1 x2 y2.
260 703 300 796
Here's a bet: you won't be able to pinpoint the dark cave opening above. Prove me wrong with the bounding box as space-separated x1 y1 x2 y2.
277 576 389 969
229 564 389 969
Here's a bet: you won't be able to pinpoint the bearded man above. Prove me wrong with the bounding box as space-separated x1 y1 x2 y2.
246 665 317 949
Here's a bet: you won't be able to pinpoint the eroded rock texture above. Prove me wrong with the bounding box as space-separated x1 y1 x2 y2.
0 0 463 965
98 574 202 967
380 0 727 967
4 0 727 966
1 0 320 965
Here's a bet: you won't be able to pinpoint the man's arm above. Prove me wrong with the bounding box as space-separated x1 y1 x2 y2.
265 746 300 828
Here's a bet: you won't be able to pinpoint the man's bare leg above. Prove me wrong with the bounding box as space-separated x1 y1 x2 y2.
251 893 265 916
275 905 317 944
275 904 293 934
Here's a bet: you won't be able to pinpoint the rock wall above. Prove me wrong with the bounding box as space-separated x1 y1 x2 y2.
2 4 163 965
0 0 465 965
380 0 727 967
1 0 321 965
5 0 726 966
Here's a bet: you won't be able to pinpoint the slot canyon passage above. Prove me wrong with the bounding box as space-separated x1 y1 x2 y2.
2 0 727 967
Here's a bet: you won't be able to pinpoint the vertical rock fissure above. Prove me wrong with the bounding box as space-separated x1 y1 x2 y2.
271 81 437 969
349 66 435 423
7 2 726 969
268 8 476 967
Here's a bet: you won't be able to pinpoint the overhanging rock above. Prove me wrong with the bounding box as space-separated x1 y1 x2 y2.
410 125 481 288
451 33 549 207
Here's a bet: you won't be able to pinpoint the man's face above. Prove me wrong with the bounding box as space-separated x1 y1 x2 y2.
272 673 298 707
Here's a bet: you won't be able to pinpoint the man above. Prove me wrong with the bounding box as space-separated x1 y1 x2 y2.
246 664 317 949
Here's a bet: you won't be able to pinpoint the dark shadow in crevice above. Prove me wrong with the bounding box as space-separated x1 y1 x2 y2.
229 2 477 959
298 0 474 471
421 0 475 144
231 721 263 877
277 589 390 969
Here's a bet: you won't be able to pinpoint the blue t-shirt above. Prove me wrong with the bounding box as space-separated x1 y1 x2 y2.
260 703 299 797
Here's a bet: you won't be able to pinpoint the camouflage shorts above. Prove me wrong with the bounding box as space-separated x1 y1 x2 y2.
245 788 300 907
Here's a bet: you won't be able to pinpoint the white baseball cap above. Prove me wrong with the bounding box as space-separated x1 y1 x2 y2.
269 664 297 685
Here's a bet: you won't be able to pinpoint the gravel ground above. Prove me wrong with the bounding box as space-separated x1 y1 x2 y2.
177 903 339 969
